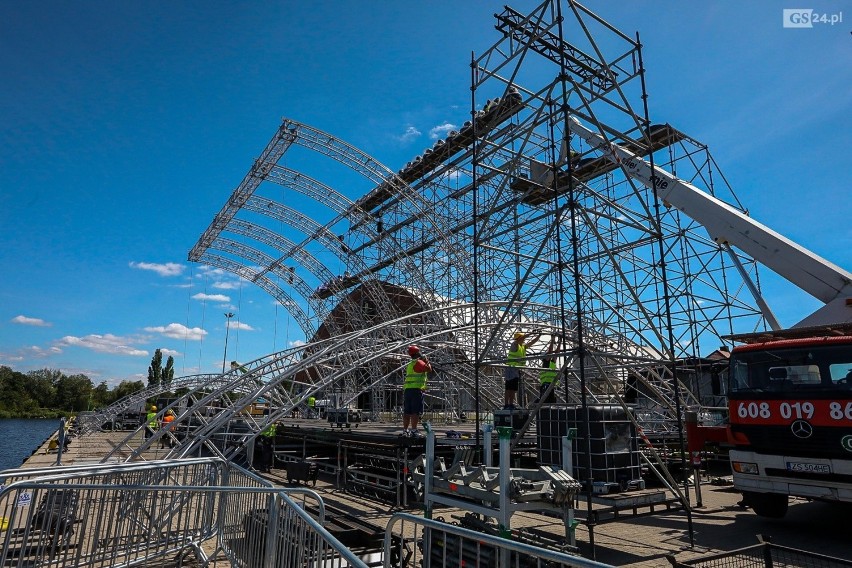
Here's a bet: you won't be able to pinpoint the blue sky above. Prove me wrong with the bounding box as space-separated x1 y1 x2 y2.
1 1 849 387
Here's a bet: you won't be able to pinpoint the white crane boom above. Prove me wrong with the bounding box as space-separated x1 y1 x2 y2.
566 117 852 327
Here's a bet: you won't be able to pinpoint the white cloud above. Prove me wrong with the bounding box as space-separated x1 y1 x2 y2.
11 315 51 327
197 266 228 278
429 122 456 140
398 126 421 143
57 334 149 357
428 166 464 181
144 323 207 341
130 261 185 277
212 281 240 290
23 345 63 358
160 348 181 357
0 353 24 362
289 339 306 348
191 292 231 303
231 321 255 331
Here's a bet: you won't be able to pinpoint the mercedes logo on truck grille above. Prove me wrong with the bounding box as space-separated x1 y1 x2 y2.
791 420 813 439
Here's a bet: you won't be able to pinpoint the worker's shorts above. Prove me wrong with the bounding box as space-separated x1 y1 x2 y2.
540 382 556 403
403 388 424 415
504 366 521 392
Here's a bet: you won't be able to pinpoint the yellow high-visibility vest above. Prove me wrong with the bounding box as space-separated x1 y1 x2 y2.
404 360 427 390
541 360 558 384
507 343 527 367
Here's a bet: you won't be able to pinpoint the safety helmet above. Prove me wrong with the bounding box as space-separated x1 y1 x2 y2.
151 406 157 411
514 331 526 340
408 345 421 357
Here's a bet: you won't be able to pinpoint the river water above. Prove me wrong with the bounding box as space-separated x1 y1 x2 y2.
0 418 61 472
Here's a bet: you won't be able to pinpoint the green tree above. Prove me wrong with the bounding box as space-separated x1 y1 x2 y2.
91 381 112 408
54 374 93 412
25 372 57 410
113 380 146 401
0 367 151 418
0 366 32 416
27 368 64 384
148 349 163 388
163 355 175 389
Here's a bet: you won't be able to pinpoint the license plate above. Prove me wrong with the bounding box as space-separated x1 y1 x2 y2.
786 461 831 474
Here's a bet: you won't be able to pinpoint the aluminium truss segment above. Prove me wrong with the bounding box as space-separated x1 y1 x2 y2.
189 122 297 260
74 374 220 436
100 301 665 462
198 252 315 336
189 118 465 350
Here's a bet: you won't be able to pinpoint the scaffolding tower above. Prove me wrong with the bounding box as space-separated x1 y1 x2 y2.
177 1 771 450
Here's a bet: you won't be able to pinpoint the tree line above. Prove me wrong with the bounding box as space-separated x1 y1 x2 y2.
0 349 176 419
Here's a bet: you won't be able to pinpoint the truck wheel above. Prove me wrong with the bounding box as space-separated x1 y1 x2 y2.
744 491 788 518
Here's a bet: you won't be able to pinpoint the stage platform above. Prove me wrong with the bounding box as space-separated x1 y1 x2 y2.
269 415 540 507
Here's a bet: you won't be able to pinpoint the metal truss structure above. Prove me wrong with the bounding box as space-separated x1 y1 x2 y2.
85 1 781 462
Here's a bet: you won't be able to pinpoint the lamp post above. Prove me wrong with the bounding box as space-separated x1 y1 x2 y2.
222 312 235 374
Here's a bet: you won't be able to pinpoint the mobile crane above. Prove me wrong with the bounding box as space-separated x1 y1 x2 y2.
565 116 852 518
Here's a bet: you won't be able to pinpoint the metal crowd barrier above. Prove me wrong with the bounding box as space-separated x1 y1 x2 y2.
666 535 852 568
383 512 617 568
0 457 367 567
2 456 628 567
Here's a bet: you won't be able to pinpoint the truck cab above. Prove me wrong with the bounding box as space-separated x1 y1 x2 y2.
727 331 852 517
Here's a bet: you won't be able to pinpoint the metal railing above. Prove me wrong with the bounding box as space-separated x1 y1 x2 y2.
2 457 636 567
0 458 367 567
666 535 852 568
383 512 617 568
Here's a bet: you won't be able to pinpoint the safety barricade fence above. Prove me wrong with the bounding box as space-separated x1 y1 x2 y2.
665 535 852 568
0 458 364 568
0 457 230 490
383 512 617 568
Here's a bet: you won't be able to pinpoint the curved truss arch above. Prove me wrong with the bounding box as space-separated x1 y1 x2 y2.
100 344 317 461
100 297 702 462
198 252 315 336
224 220 392 343
75 374 221 435
189 124 297 261
212 237 322 317
280 119 475 304
243 197 349 262
191 119 474 364
241 196 410 336
227 218 335 283
266 166 360 223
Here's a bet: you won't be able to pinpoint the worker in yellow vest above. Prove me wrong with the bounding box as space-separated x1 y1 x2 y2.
539 337 560 404
504 330 540 409
256 422 277 472
403 345 432 437
160 410 176 449
145 406 158 440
